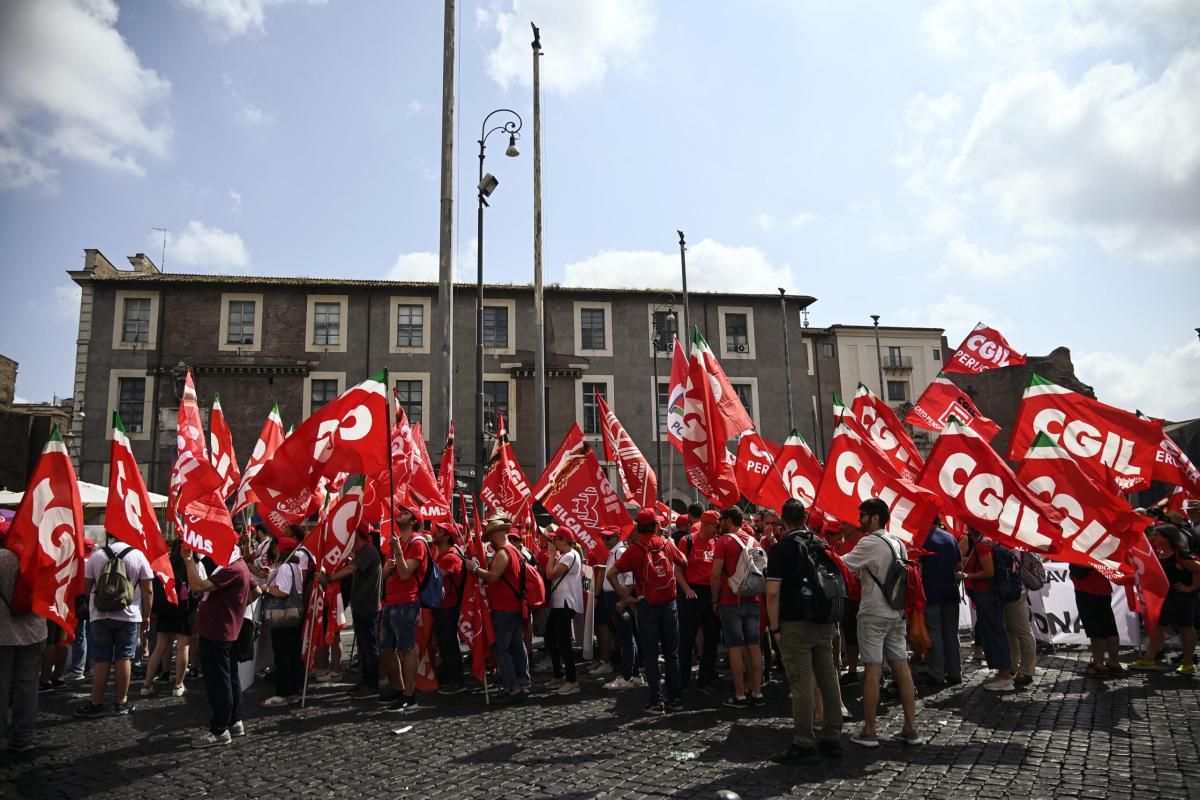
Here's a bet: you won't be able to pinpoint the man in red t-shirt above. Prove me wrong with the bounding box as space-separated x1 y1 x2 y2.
432 523 467 694
608 508 688 714
710 506 764 707
468 515 530 702
677 509 721 693
379 511 430 712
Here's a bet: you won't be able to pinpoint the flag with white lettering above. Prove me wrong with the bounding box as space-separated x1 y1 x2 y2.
437 423 456 507
736 432 789 512
232 404 284 516
1007 373 1163 494
408 423 452 524
108 413 175 604
920 418 1064 553
308 481 365 575
666 337 688 452
681 335 741 509
851 383 924 482
480 413 533 518
6 427 85 635
1138 412 1200 495
692 328 755 437
596 390 658 507
209 395 240 501
905 374 1001 442
942 322 1027 374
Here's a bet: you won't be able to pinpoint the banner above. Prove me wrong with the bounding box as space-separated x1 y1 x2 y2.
209 395 240 500
1026 563 1140 646
596 390 657 507
680 334 740 508
851 383 924 482
943 322 1027 374
233 404 284 516
480 412 533 518
905 374 1001 442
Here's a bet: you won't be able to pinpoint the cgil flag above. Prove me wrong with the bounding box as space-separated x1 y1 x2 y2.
665 337 689 453
942 322 1027 374
680 333 740 509
232 404 284 516
209 395 240 501
1139 411 1200 495
437 423 456 508
108 413 175 604
480 413 533 518
735 430 823 512
691 328 755 437
851 382 924 482
905 374 1001 443
596 390 658 507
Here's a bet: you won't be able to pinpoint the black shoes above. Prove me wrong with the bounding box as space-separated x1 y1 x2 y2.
774 744 819 764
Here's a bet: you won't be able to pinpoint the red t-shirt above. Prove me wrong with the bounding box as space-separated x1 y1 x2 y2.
714 529 761 605
680 533 715 587
487 544 525 613
613 535 685 600
964 541 993 593
437 547 466 608
383 536 429 606
1071 567 1113 596
196 559 252 642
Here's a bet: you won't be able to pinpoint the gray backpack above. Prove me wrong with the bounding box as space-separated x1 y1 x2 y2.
94 546 136 613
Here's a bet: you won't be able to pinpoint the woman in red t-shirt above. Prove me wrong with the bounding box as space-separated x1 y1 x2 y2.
468 516 530 701
957 531 1014 691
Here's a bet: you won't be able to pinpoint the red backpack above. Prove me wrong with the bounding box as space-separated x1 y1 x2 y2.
635 539 677 605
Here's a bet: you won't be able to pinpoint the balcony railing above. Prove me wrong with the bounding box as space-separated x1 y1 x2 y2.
883 355 913 369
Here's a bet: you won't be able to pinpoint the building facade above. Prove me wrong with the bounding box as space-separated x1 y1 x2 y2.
69 250 817 510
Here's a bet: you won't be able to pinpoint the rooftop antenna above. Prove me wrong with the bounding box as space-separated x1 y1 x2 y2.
151 227 167 271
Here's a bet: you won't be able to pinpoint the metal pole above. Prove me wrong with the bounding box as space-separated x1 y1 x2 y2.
532 23 547 477
779 288 795 432
476 144 486 496
677 231 690 345
436 0 457 442
651 325 663 489
871 315 885 401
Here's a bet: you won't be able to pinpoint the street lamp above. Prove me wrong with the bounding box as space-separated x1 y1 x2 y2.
476 109 523 494
650 294 677 493
779 288 795 432
871 315 885 402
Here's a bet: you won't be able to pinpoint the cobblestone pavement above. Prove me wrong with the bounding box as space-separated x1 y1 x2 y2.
4 645 1199 800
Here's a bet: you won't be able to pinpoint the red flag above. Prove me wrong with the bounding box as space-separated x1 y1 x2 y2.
533 423 630 561
1007 373 1164 494
736 432 789 511
232 404 284 516
457 519 495 682
596 390 658 507
252 371 390 535
480 413 533 517
942 322 1027 374
666 338 688 452
1165 486 1193 514
691 328 755 436
108 413 175 604
776 431 824 509
919 418 1064 553
309 481 365 575
905 374 1001 442
680 334 740 509
1017 431 1147 577
209 395 240 501
1139 412 1200 494
851 383 924 482
408 423 452 524
814 421 940 546
414 607 439 692
1127 531 1170 636
437 423 456 506
7 428 85 635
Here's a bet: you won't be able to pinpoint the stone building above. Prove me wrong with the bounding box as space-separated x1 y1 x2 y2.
0 354 73 492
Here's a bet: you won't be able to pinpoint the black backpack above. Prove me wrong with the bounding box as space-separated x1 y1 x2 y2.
790 530 848 624
990 543 1023 603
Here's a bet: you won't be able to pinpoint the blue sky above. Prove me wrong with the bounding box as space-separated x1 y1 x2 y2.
1 0 1197 420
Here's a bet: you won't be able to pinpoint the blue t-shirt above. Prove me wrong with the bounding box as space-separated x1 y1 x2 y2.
919 528 961 604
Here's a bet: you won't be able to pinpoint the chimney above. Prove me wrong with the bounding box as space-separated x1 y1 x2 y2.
127 253 161 275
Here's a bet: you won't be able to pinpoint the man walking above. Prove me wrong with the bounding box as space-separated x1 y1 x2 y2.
710 507 764 707
920 521 962 688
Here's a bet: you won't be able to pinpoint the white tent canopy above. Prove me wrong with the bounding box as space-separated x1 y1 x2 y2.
0 481 168 509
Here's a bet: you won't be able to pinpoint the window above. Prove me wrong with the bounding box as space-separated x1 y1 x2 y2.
483 380 510 433
933 348 941 361
313 302 341 346
718 306 756 359
310 379 340 414
651 310 678 351
122 298 150 343
821 342 835 358
580 308 606 352
655 379 670 433
395 304 424 348
395 379 423 427
117 378 146 432
887 381 908 402
226 301 256 345
733 382 754 418
483 306 509 349
888 346 902 362
582 381 608 436
725 313 749 353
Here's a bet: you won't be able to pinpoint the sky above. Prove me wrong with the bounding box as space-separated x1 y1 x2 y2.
0 0 1197 421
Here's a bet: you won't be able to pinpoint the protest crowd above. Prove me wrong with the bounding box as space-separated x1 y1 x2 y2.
2 323 1198 767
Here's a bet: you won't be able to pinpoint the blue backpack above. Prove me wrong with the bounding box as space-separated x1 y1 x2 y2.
990 543 1023 603
417 540 446 609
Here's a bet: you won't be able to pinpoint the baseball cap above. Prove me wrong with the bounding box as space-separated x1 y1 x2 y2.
700 510 721 524
600 525 622 539
634 508 659 527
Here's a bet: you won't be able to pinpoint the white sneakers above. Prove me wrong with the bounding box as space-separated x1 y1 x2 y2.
603 676 637 690
984 678 1015 692
555 681 581 695
139 685 155 697
261 695 290 708
588 662 614 677
193 730 232 748
229 720 245 737
172 685 187 697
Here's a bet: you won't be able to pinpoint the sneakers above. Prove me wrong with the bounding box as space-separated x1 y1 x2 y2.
193 730 232 748
544 678 565 690
589 662 614 677
850 729 880 748
287 695 302 705
984 678 1015 692
139 685 155 697
260 695 290 708
73 702 105 718
630 676 647 687
438 683 467 695
749 693 765 706
1013 674 1034 687
818 739 844 758
666 698 684 713
643 701 666 716
113 703 135 716
229 721 245 737
554 681 581 695
603 676 637 690
172 685 187 697
773 744 818 764
1129 659 1160 670
1176 662 1196 676
389 695 418 712
894 729 925 745
722 695 750 709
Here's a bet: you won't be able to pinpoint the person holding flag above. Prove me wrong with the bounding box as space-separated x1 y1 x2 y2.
319 525 382 699
0 530 47 753
468 515 532 704
1130 525 1200 675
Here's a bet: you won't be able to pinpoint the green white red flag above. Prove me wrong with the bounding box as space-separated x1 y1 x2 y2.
6 427 86 636
480 412 533 518
209 395 240 501
942 322 1026 374
691 328 755 437
232 404 283 515
665 337 688 452
905 374 1001 443
681 332 740 508
170 371 238 565
596 389 657 507
850 382 924 482
108 413 175 604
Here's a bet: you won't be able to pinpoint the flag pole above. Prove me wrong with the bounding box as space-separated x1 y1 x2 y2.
299 583 321 708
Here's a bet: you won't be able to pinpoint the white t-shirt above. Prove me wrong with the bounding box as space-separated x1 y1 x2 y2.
85 544 154 623
841 530 908 620
603 541 634 592
269 562 303 596
550 549 584 612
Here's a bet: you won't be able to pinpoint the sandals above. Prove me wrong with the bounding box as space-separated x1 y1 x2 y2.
1084 664 1108 678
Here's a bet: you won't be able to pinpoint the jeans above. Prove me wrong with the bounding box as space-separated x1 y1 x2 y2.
546 608 578 683
352 609 380 689
969 589 1011 671
1004 596 1037 676
431 606 463 687
270 624 304 697
88 618 138 663
924 599 962 683
0 642 42 746
678 587 719 688
65 617 88 677
779 621 842 748
604 592 640 680
199 637 242 737
637 600 681 703
491 610 530 693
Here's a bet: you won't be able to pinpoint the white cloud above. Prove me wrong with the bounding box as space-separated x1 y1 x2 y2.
388 251 440 282
753 213 775 230
1076 340 1200 421
562 238 793 293
178 0 328 39
229 189 242 212
479 0 655 95
223 75 274 126
895 292 1009 348
54 283 81 319
405 101 422 116
0 0 171 188
935 236 1056 279
788 212 819 227
165 221 250 272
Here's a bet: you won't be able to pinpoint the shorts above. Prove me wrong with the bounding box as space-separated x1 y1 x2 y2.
89 618 139 663
381 602 420 653
46 619 68 645
1074 591 1118 640
856 614 908 665
595 592 613 626
1159 592 1199 631
842 602 860 646
720 603 761 647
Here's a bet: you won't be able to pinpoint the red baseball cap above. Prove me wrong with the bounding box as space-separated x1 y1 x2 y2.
700 510 721 524
634 508 659 527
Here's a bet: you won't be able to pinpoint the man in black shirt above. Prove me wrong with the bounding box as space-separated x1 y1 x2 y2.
765 499 845 763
